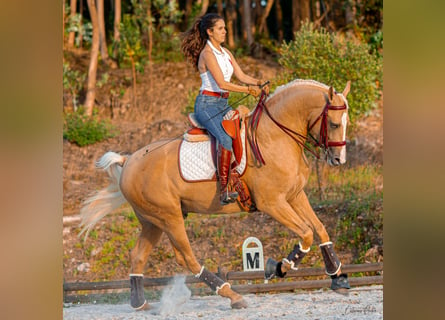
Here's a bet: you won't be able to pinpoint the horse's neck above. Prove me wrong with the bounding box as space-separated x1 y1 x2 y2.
248 88 325 161
265 89 320 134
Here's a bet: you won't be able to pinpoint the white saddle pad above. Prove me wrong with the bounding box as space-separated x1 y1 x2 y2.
179 124 247 182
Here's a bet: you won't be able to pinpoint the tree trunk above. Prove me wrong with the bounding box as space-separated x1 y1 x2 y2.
216 0 223 17
243 0 253 47
147 0 153 63
300 0 311 23
113 0 121 58
292 0 301 34
225 0 237 48
199 0 209 16
345 0 356 27
84 0 100 116
258 0 274 35
275 0 283 43
67 0 77 48
183 0 193 29
79 0 84 47
97 0 109 60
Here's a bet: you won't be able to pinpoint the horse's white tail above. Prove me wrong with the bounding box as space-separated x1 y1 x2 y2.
79 152 128 240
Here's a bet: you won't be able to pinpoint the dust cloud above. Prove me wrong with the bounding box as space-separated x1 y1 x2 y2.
158 275 191 316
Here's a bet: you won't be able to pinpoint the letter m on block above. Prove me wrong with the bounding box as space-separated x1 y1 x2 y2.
246 252 260 269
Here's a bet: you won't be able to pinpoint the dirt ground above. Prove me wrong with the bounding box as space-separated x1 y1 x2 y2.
63 50 383 283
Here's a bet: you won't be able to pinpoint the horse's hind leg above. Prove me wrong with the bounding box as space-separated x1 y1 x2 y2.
165 222 248 309
129 220 163 310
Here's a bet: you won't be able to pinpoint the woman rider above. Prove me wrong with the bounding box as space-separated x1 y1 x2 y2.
181 13 269 205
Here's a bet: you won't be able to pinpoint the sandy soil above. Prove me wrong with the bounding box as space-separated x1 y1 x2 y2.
63 281 383 320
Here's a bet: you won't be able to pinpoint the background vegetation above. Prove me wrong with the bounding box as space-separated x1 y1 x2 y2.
63 0 383 280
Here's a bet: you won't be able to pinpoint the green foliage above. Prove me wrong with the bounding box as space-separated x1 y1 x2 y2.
305 164 383 263
115 13 147 71
130 0 183 63
63 62 86 110
152 0 183 26
63 108 118 146
65 13 93 47
335 192 383 263
279 22 383 124
369 29 383 57
96 72 110 88
152 25 183 62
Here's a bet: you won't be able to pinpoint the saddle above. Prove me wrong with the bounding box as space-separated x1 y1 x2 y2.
181 106 256 212
185 108 245 168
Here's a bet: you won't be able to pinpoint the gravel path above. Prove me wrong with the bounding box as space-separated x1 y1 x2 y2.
63 285 383 319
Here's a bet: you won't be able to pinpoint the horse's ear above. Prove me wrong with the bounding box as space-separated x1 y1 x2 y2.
343 81 351 98
328 86 334 101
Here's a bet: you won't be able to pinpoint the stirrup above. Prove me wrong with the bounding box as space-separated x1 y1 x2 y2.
220 190 238 205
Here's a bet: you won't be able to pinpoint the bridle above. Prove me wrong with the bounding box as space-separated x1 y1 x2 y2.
247 90 348 166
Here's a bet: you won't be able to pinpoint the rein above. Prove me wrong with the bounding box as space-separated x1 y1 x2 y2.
247 91 347 166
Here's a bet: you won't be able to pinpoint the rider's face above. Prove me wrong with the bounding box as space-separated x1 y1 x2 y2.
208 20 226 43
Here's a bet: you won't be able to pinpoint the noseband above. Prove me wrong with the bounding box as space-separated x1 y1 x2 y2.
247 91 347 166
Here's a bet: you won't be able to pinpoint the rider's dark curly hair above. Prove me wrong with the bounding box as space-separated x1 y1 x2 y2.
181 13 224 70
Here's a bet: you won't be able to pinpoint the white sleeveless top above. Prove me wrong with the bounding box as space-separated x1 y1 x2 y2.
199 40 234 93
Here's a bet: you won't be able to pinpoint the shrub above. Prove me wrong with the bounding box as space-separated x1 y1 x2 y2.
278 22 383 124
63 62 86 110
63 108 118 146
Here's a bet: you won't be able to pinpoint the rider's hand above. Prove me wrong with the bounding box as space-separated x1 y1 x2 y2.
257 79 270 95
248 85 261 97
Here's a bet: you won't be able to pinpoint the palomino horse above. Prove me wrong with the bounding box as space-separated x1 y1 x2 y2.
80 79 351 310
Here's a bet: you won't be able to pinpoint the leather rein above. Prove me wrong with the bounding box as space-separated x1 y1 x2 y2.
247 90 347 166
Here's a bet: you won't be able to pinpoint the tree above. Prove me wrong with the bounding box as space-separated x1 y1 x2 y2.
300 0 311 24
97 0 109 60
216 0 223 16
67 0 77 48
199 0 209 17
225 0 237 48
97 0 117 67
243 0 253 47
275 0 283 42
84 0 100 116
113 0 121 58
258 0 274 35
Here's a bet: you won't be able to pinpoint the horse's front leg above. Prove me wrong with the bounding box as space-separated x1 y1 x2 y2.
288 191 350 293
259 198 316 278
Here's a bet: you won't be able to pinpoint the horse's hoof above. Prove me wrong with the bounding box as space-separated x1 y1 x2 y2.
132 300 150 311
333 288 350 296
331 273 350 295
231 298 248 309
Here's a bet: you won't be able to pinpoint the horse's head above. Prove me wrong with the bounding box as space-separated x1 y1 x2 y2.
308 81 351 166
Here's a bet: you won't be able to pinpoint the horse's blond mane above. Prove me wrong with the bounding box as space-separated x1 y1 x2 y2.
269 79 331 99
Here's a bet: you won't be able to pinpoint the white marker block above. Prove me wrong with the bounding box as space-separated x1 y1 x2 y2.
242 237 264 271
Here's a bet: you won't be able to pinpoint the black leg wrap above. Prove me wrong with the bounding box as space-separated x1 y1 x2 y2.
276 261 287 278
319 242 341 275
197 267 227 292
265 258 287 279
285 243 308 268
330 273 350 290
130 274 147 310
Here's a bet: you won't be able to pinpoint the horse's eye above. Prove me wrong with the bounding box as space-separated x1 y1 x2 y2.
330 123 340 129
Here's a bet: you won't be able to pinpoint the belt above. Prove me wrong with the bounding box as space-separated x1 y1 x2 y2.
201 90 229 99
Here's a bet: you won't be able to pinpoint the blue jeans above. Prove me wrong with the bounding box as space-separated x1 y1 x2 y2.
194 94 233 150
